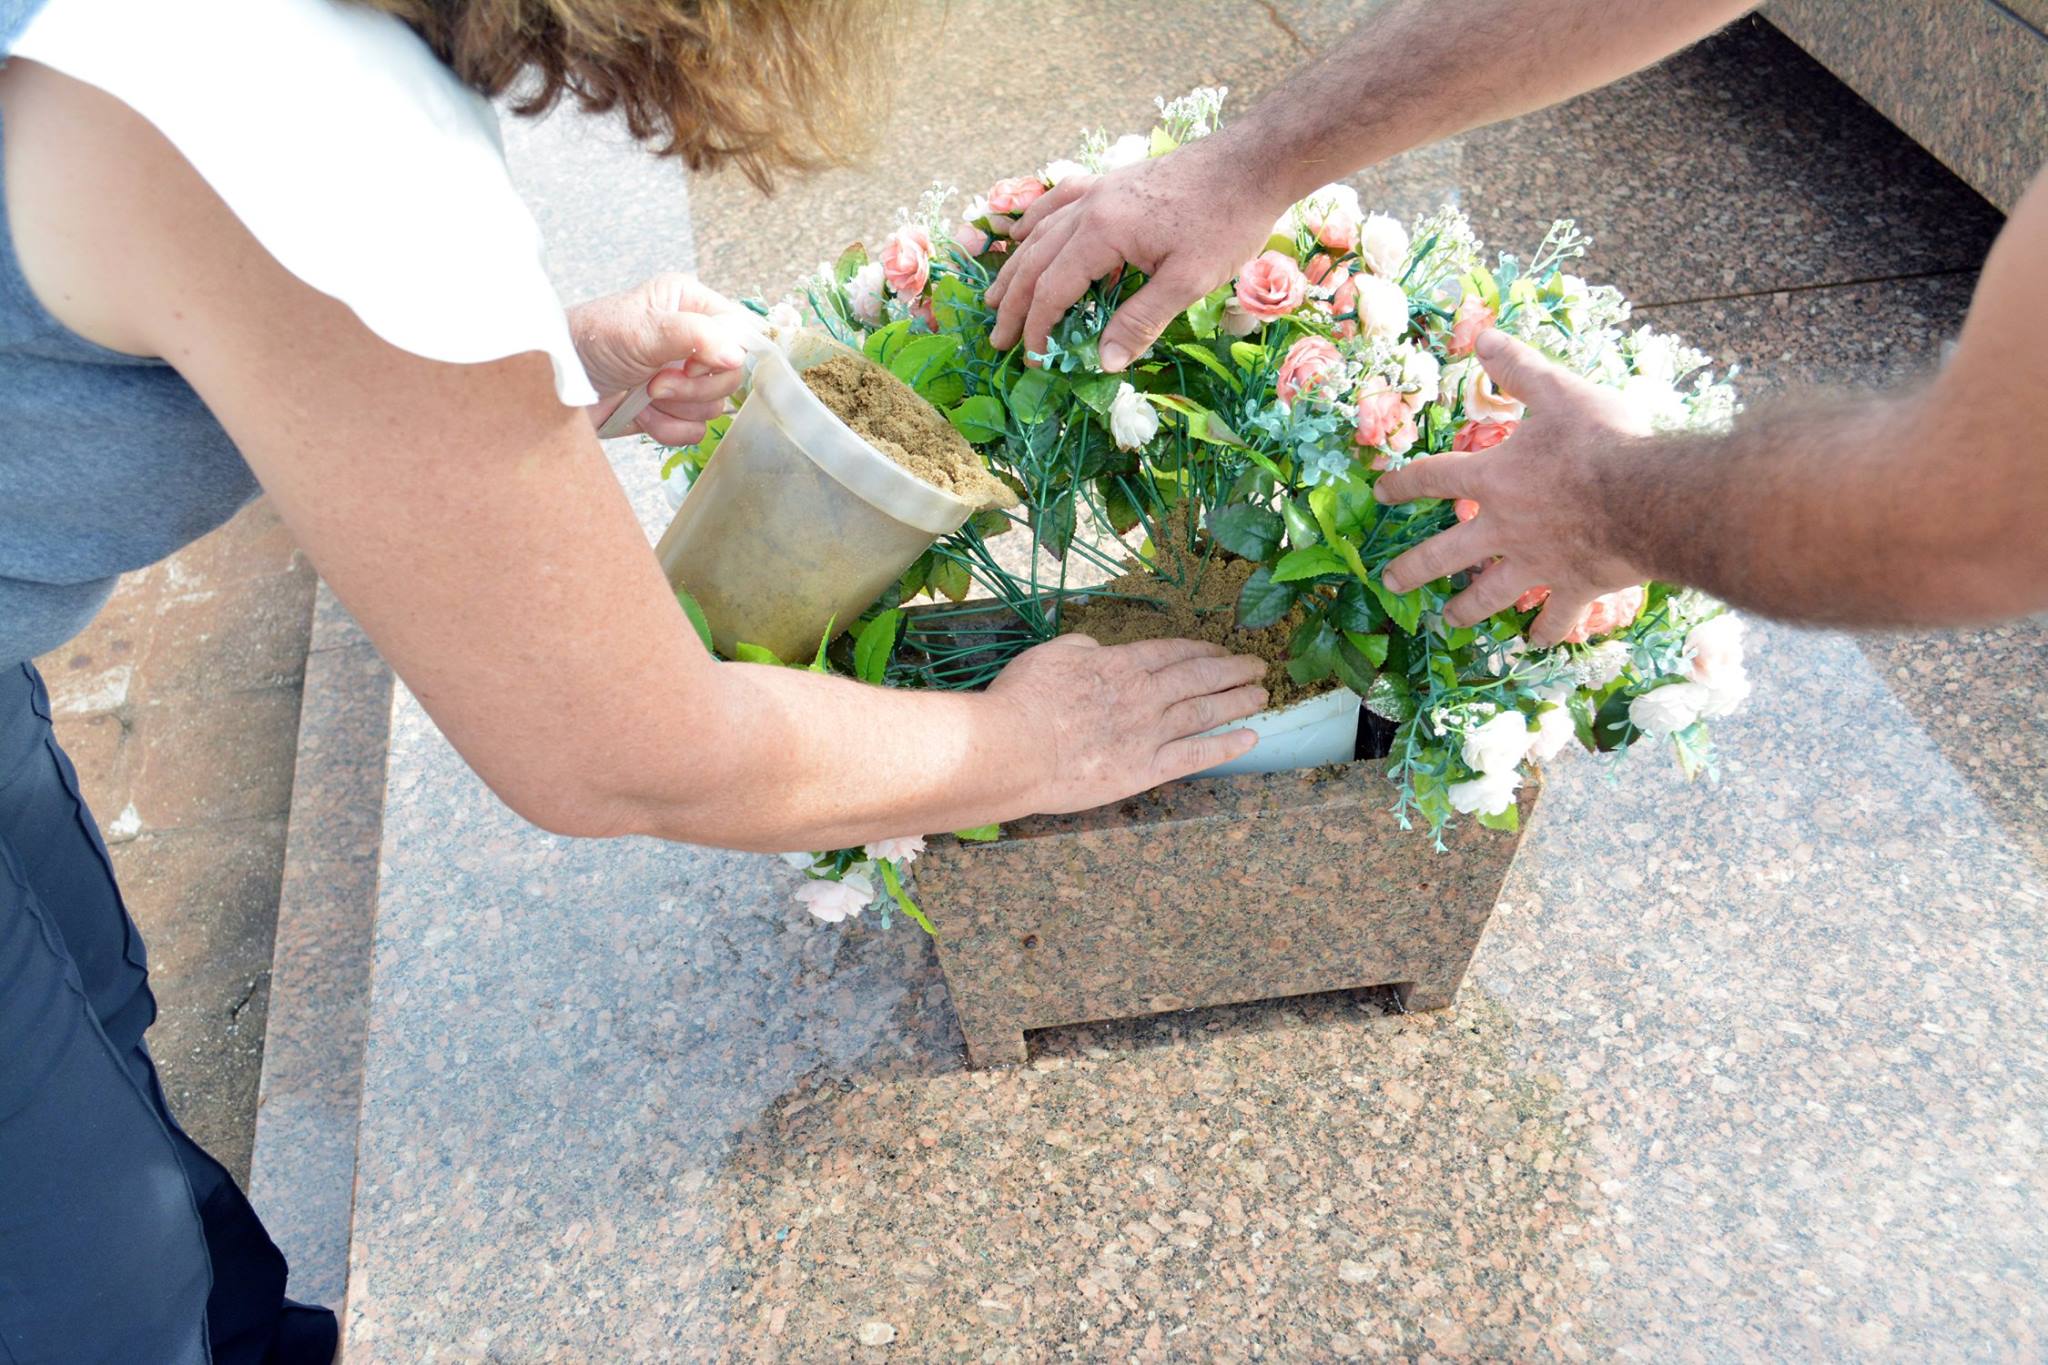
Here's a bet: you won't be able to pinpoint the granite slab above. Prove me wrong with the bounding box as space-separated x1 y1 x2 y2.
920 761 1536 1067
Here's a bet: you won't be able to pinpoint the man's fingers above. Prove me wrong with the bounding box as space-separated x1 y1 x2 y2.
987 211 1079 348
1528 595 1593 648
1373 451 1483 505
1443 560 1531 628
1151 727 1259 783
1021 239 1126 362
1150 652 1268 701
644 310 749 374
1383 522 1492 595
1474 328 1567 405
1098 269 1200 373
1011 175 1096 242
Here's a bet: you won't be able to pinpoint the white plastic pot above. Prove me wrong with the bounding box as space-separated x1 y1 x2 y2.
1195 685 1362 778
654 331 978 662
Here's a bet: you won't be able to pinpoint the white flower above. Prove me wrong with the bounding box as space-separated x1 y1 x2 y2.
1528 702 1576 762
1460 710 1536 775
961 194 992 224
765 299 803 336
1398 347 1441 408
1220 298 1263 336
777 851 816 869
794 873 875 924
1041 159 1090 187
1358 212 1410 277
1101 133 1151 170
1618 374 1690 431
1575 639 1630 688
1109 383 1161 450
1449 768 1520 817
846 261 887 327
863 835 927 863
1628 681 1712 737
1482 637 1526 677
1351 273 1411 342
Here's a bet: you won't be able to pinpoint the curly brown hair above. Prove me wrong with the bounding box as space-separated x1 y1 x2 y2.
360 0 898 192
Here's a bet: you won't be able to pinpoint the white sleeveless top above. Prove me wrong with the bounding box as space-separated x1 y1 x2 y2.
12 0 600 407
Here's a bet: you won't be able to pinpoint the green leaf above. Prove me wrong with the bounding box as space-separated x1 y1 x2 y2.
946 394 1007 443
1280 498 1320 550
1174 342 1242 390
1273 545 1347 583
953 823 1002 842
1072 372 1123 414
1363 672 1415 722
1335 580 1385 633
1343 630 1389 667
1208 503 1284 561
1307 484 1371 582
1037 490 1078 559
1368 575 1426 634
675 586 715 653
853 609 902 684
1332 632 1380 694
1287 619 1339 684
1476 802 1521 833
1237 565 1295 629
833 242 867 286
877 857 937 936
1227 340 1267 371
732 642 782 666
1148 126 1178 157
1185 287 1228 339
929 557 972 603
1096 476 1142 535
929 275 980 332
1008 368 1060 424
886 333 964 394
862 318 913 364
809 615 836 672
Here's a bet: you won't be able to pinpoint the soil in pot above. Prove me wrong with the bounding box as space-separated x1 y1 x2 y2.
1056 532 1337 711
800 354 1016 512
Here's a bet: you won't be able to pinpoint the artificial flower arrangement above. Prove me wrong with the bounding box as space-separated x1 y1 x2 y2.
660 89 1752 929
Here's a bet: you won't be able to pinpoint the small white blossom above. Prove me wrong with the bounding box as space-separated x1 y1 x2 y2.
1449 768 1520 817
1358 212 1410 277
1109 383 1161 450
846 261 887 327
794 873 875 924
1101 133 1151 170
1460 710 1536 775
1398 346 1441 408
1628 682 1712 737
1041 159 1089 187
1351 274 1411 342
1528 703 1576 762
777 851 816 869
1618 374 1691 432
864 835 927 863
1574 639 1631 689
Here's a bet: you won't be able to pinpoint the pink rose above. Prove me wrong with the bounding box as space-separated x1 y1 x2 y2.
1454 498 1481 524
985 175 1047 216
1234 251 1309 321
1305 252 1351 289
878 225 932 298
1515 586 1551 612
1301 198 1360 253
1330 273 1361 340
1352 380 1416 455
1275 336 1341 407
1685 613 1745 689
1452 419 1517 453
1447 295 1494 357
1562 585 1646 644
908 295 937 330
955 219 992 257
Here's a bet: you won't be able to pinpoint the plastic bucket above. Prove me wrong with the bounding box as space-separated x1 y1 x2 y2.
1194 686 1362 778
655 333 977 662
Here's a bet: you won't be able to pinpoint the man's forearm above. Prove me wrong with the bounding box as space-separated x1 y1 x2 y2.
1599 388 2047 627
1214 0 1758 208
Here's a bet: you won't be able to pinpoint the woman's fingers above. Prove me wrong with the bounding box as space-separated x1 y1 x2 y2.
646 366 738 406
635 413 709 447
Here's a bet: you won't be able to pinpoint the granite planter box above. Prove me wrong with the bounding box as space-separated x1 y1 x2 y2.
915 744 1539 1067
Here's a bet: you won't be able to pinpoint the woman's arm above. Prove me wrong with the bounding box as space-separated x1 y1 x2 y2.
3 64 1265 851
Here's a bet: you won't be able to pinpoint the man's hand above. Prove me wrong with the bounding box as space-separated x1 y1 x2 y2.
984 138 1281 371
1375 331 1651 646
570 273 751 445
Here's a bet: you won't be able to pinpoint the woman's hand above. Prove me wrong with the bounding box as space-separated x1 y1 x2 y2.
984 635 1268 813
570 273 752 445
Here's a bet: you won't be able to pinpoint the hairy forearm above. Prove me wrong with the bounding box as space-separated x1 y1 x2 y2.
1214 0 1757 208
1597 387 2047 627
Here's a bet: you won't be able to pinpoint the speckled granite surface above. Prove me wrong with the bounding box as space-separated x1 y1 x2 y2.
1768 0 2047 212
921 764 1535 1066
337 11 2048 1361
